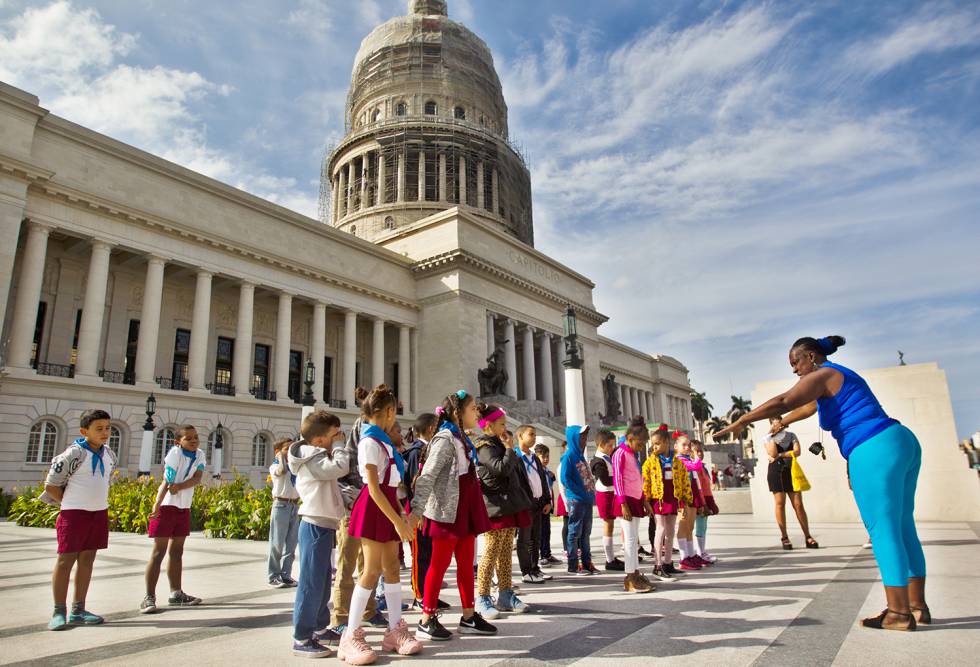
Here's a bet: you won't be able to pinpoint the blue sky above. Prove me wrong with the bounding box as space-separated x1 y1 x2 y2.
2 0 979 438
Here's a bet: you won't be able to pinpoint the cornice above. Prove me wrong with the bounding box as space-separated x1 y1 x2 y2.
598 362 656 387
0 151 55 184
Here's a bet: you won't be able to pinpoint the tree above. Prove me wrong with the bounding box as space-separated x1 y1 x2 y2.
706 417 730 442
690 390 713 442
727 395 753 457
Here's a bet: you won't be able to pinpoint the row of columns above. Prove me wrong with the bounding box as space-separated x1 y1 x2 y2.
487 312 562 414
332 148 500 222
6 222 415 411
619 383 657 423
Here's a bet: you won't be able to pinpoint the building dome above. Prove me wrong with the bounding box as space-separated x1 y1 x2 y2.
325 0 533 246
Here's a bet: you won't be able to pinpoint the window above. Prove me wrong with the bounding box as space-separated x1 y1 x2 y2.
31 302 47 368
124 320 140 383
372 109 381 122
424 100 437 115
454 106 465 120
252 343 270 394
214 336 234 388
172 329 191 389
153 427 176 466
26 420 59 463
384 216 395 230
395 102 407 116
288 350 303 402
107 424 123 460
322 357 334 402
70 309 82 368
252 433 270 467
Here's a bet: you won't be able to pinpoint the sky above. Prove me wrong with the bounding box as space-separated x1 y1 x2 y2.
1 0 979 438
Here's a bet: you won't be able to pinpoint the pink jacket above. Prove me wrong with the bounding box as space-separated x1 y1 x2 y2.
612 444 643 504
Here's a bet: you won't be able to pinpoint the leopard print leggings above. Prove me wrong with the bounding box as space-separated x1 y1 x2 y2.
477 527 516 596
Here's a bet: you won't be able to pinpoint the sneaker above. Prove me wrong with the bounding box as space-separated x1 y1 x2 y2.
269 576 285 588
650 567 678 582
700 552 718 564
497 589 529 613
168 591 202 606
293 637 332 658
521 573 545 584
691 555 711 567
624 573 654 594
48 611 68 631
475 595 500 620
605 558 626 571
459 612 497 635
541 555 561 566
338 626 377 665
416 614 452 642
637 573 657 591
638 546 652 557
383 619 423 655
862 541 873 549
314 627 342 646
575 564 592 576
679 557 702 571
280 575 299 587
139 595 158 614
585 563 599 574
532 569 553 581
412 598 451 611
365 611 387 627
69 609 105 625
663 562 684 576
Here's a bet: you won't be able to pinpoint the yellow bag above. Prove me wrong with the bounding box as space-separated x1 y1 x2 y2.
791 454 811 492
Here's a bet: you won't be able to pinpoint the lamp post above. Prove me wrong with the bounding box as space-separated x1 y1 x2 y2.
138 393 157 477
561 305 586 426
300 359 316 426
212 422 224 479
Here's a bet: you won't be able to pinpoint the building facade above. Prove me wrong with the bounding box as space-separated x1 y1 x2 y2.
0 1 691 488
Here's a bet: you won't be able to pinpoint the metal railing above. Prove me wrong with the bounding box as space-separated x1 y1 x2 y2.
327 398 348 410
206 382 235 396
156 376 189 391
251 387 277 402
36 363 75 378
99 369 134 385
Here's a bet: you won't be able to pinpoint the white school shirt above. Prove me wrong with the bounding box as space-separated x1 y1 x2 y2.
59 446 116 511
161 446 207 509
358 437 402 487
520 449 543 499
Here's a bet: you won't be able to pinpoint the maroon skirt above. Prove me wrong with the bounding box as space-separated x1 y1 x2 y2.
652 479 679 515
595 491 616 520
704 494 719 515
613 495 647 519
424 469 493 539
349 483 402 543
489 508 532 530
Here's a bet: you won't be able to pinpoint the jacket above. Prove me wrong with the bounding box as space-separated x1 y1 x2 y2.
337 416 363 511
590 454 614 492
559 425 595 504
288 439 350 529
476 434 533 518
410 428 465 523
402 438 427 504
642 454 692 505
612 443 643 504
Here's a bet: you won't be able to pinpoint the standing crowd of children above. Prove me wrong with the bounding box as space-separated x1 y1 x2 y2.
40 400 719 662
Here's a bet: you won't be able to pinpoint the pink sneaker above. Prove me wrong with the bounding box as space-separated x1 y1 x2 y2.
382 619 422 656
339 627 377 665
691 555 711 567
679 557 702 571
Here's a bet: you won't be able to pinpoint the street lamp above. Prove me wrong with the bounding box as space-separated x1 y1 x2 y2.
212 422 224 479
138 393 157 477
300 359 316 426
561 305 586 426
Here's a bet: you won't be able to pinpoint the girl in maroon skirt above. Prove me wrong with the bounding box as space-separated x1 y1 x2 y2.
409 390 496 641
340 385 421 664
643 427 692 581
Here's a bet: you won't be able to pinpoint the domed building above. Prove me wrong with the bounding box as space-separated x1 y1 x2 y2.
0 1 692 488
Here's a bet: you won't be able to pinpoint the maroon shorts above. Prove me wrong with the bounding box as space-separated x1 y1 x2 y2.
148 505 191 538
595 491 616 521
56 509 109 554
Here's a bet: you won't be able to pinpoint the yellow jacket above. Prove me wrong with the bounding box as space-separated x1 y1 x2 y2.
642 455 692 505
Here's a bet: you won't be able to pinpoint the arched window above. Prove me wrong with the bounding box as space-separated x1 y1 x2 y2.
26 419 59 463
424 100 437 115
107 424 123 460
206 428 231 470
454 106 465 120
395 101 407 116
252 433 271 467
384 216 395 230
372 108 381 122
153 428 176 466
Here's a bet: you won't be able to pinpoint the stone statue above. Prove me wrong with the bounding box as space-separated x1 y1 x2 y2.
599 372 622 425
478 341 509 396
898 350 907 366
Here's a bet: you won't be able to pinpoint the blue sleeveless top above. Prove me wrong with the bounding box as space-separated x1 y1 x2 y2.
817 362 898 459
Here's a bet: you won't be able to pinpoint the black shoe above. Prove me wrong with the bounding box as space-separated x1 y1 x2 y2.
313 626 342 646
663 562 683 576
459 612 497 635
638 546 652 556
417 614 453 641
605 558 626 571
438 598 451 610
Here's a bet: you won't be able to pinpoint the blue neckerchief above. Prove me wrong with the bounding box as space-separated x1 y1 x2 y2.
658 454 672 468
76 438 105 477
179 447 199 481
362 423 406 480
520 450 538 474
440 421 479 466
274 457 297 487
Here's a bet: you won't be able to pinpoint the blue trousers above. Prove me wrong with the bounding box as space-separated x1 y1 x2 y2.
293 522 335 641
565 500 594 569
848 424 926 587
268 501 300 581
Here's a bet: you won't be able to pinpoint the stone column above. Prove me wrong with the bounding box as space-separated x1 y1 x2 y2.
621 385 631 420
275 292 292 399
417 149 426 201
539 332 554 414
346 162 355 214
438 152 447 202
397 151 406 202
521 325 536 401
630 387 640 420
491 168 499 214
134 256 166 385
312 302 327 403
337 168 346 220
486 312 495 357
0 201 27 339
74 240 113 378
6 222 50 368
343 310 357 406
371 316 385 387
458 155 468 206
476 160 485 210
398 325 411 412
187 270 213 391
647 392 656 423
376 152 386 206
556 339 566 411
503 319 517 398
360 154 370 210
232 282 254 396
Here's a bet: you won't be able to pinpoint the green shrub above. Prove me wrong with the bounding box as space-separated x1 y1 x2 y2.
0 488 17 517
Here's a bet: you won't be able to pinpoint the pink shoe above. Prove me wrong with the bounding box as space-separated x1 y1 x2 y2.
339 627 377 665
679 557 702 571
382 619 423 656
691 555 711 567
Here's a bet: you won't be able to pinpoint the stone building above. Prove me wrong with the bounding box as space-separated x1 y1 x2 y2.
0 0 691 488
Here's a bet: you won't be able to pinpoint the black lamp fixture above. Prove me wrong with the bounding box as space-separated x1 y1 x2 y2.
143 393 157 432
302 359 316 407
562 305 583 370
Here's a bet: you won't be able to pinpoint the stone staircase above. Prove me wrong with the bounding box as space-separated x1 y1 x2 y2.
481 394 567 438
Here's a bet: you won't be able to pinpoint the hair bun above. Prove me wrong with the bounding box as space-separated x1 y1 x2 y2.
354 386 369 402
629 415 646 427
818 335 846 355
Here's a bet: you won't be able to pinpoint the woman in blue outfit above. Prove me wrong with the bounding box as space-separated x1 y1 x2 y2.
713 335 928 632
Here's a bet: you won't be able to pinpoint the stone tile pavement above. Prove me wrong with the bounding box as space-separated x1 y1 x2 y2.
0 516 977 666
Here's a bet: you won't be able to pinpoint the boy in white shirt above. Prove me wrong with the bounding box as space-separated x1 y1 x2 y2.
268 438 300 588
43 409 117 631
140 425 206 614
516 425 553 584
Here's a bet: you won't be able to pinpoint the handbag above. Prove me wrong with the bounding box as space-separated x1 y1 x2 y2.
790 453 811 492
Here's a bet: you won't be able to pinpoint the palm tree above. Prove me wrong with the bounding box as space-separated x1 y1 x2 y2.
690 390 713 442
727 395 753 457
706 417 729 442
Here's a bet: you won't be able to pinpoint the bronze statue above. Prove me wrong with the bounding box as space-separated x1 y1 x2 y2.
478 341 509 396
599 372 622 425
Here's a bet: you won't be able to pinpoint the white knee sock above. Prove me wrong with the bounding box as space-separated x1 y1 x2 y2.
385 583 402 628
678 538 689 559
348 584 373 632
603 536 614 562
697 535 706 554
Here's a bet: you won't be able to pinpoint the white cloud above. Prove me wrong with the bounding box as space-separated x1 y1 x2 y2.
284 0 334 42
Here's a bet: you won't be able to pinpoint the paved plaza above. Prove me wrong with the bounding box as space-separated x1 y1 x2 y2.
0 515 977 666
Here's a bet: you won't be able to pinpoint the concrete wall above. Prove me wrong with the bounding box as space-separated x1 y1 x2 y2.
750 362 980 522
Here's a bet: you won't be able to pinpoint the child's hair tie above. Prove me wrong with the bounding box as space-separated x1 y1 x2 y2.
455 390 468 400
435 406 445 416
658 423 669 432
672 430 683 439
